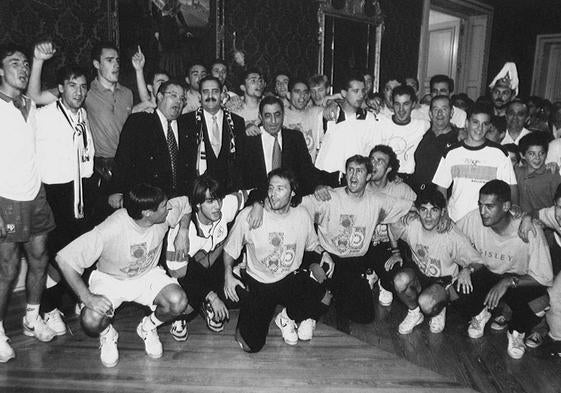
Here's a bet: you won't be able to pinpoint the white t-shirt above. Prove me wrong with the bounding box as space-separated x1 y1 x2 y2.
315 113 381 173
432 141 517 222
390 219 482 279
546 138 561 169
0 98 41 201
224 206 319 284
457 209 553 286
411 104 467 129
301 187 412 257
166 193 243 270
57 197 191 280
379 117 430 174
539 206 561 248
36 101 95 184
284 106 323 162
231 102 260 125
501 128 531 145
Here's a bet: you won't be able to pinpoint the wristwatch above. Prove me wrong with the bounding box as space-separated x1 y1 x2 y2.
510 276 520 288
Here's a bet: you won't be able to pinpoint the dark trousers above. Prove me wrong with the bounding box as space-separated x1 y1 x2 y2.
42 182 93 312
369 240 411 293
237 271 328 353
454 267 547 333
87 157 116 226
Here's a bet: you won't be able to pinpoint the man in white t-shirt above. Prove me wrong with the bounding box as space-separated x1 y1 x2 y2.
57 184 191 367
0 44 57 363
301 155 412 328
223 168 334 353
455 180 553 359
227 69 264 135
387 187 483 335
379 85 430 180
283 79 323 162
433 103 518 222
166 174 245 339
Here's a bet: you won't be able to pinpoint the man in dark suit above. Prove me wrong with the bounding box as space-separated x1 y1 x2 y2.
237 95 335 201
109 80 197 208
181 76 245 193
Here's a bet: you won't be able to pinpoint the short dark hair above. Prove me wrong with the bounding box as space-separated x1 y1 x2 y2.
519 132 549 155
191 174 224 210
243 68 263 82
149 69 170 85
480 179 511 203
199 75 223 92
185 62 207 78
345 154 373 174
415 185 446 210
274 71 290 81
430 74 454 93
91 41 118 62
289 79 309 92
506 99 528 115
369 145 400 181
308 74 330 88
56 64 88 86
342 74 364 91
468 102 492 119
392 85 417 103
267 168 301 207
503 143 520 163
429 95 452 110
210 58 228 70
157 79 184 96
124 183 166 220
259 95 284 115
0 44 28 66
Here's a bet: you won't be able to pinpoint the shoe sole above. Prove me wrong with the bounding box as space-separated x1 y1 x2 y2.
491 323 508 331
398 315 424 335
170 330 188 342
508 350 524 359
525 340 542 349
430 325 445 333
23 329 55 342
0 353 15 363
275 315 297 345
137 325 163 359
379 299 393 307
101 358 119 368
468 330 484 339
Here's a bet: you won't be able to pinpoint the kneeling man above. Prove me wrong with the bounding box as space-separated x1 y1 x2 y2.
57 184 191 367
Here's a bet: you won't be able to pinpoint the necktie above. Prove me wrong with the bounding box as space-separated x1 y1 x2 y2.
272 133 282 170
167 121 179 190
211 115 221 157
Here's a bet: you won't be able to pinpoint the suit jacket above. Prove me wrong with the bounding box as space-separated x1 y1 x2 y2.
237 127 328 201
111 111 197 198
181 108 245 192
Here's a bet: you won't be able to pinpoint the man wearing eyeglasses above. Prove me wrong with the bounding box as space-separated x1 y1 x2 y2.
109 80 197 206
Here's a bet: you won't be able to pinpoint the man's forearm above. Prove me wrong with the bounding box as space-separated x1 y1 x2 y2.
58 261 92 302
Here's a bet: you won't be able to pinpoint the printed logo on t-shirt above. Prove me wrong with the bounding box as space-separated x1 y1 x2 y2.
387 136 415 164
261 232 297 273
451 160 497 182
332 215 366 255
120 242 158 277
371 224 389 246
414 244 441 277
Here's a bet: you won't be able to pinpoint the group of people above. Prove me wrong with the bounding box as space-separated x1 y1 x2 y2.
1 38 561 371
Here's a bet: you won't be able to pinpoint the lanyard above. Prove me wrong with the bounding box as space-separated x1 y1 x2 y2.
57 100 88 150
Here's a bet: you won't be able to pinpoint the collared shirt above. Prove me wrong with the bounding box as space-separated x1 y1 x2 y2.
155 109 178 145
501 127 531 145
515 164 561 215
85 79 133 158
203 108 224 148
0 91 31 120
261 127 283 174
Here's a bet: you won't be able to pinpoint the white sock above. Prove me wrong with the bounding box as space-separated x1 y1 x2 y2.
0 321 5 335
143 313 163 331
409 306 420 314
100 325 112 337
25 304 40 324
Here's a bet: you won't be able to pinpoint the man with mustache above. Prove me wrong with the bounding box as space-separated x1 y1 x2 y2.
0 44 56 362
109 80 197 205
182 76 245 193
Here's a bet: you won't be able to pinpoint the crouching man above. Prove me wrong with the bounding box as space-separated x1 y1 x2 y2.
223 168 333 353
57 184 192 367
387 186 483 335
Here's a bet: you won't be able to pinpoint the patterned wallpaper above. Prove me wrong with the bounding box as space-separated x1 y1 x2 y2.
0 0 112 87
224 0 320 86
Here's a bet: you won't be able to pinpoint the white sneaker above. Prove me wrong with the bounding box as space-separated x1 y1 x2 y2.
467 308 491 339
274 308 298 345
99 325 119 368
23 316 56 342
429 307 446 333
170 320 188 342
378 281 393 306
297 319 316 341
0 335 15 363
137 318 163 359
44 309 67 336
507 330 526 359
398 308 424 335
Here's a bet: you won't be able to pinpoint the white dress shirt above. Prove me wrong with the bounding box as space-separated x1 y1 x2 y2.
156 109 178 145
261 127 283 174
203 108 224 152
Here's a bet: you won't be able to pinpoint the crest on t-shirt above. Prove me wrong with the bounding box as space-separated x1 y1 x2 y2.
120 242 157 277
262 232 296 273
333 215 366 254
414 244 441 276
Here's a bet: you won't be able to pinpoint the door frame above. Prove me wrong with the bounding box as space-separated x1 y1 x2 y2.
531 33 561 100
417 0 493 97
